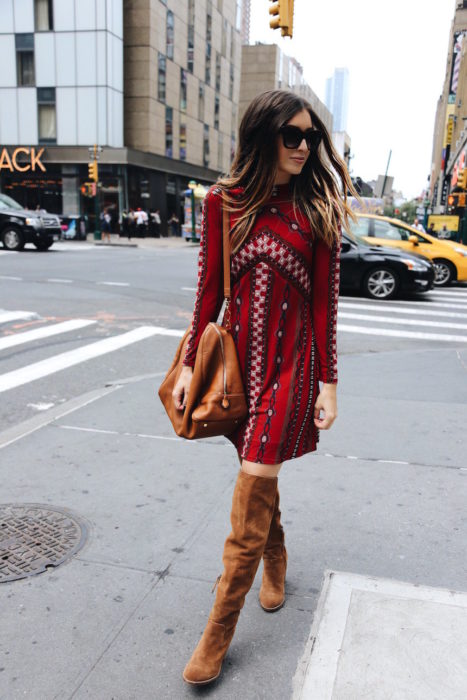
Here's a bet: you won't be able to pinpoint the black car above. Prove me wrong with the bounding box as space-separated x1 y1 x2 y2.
0 194 61 251
340 232 435 299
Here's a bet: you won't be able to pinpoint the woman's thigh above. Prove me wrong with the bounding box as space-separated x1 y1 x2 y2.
237 453 282 478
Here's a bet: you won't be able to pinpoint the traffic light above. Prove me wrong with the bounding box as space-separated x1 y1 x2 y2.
88 160 98 182
269 0 294 38
458 168 467 190
447 193 457 207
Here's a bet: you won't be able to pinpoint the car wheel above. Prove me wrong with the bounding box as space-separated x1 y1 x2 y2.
433 259 455 286
2 227 25 251
34 241 54 251
363 267 399 300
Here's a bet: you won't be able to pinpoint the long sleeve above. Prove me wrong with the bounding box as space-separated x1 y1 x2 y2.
311 228 342 384
183 187 224 367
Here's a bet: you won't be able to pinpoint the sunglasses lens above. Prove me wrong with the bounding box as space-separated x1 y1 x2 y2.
281 127 322 151
282 128 301 149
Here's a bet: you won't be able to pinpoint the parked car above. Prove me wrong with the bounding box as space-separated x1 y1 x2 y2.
0 194 60 251
340 232 435 299
350 213 467 286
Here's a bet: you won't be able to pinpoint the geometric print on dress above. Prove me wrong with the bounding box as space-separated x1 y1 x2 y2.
231 228 312 300
292 304 316 457
280 300 307 461
326 236 341 383
241 261 273 456
254 283 290 463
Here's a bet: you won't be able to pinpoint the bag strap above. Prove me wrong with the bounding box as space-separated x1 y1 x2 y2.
222 197 232 331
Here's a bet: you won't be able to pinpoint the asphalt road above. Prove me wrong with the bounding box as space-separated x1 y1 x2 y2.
1 239 466 699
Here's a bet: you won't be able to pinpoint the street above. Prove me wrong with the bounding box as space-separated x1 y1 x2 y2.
1 240 467 699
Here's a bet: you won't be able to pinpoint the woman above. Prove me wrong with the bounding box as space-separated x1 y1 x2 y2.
172 90 358 685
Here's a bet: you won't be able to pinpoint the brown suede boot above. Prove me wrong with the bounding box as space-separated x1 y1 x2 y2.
183 470 278 685
259 487 287 612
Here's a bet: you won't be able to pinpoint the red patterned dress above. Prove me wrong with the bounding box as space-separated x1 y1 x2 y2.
183 183 341 465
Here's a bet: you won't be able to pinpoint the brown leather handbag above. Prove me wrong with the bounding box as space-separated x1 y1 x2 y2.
158 205 248 439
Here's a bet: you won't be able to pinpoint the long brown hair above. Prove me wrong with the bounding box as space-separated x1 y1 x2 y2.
218 90 360 254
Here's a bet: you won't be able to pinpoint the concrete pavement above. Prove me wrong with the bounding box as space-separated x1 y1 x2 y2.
1 340 466 698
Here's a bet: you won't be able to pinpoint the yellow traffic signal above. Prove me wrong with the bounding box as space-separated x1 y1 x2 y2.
88 161 98 182
269 0 294 38
458 168 467 190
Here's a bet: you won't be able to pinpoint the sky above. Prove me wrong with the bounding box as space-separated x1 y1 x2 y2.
249 0 455 200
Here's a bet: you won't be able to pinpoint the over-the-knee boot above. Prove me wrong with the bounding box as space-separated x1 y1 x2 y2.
259 487 287 612
183 470 278 685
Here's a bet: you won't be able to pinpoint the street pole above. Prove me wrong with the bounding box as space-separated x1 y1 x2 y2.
93 144 100 241
381 149 392 199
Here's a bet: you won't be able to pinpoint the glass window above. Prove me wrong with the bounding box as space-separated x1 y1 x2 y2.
37 87 56 143
198 83 205 121
180 68 187 112
230 25 235 62
203 124 210 167
188 0 194 73
231 130 236 161
215 52 221 93
180 123 187 161
229 62 234 100
222 18 228 57
348 217 370 238
236 0 242 30
214 95 219 130
373 219 408 241
16 34 35 86
165 106 173 158
205 42 211 85
218 132 223 170
166 10 174 60
35 0 53 31
158 53 166 101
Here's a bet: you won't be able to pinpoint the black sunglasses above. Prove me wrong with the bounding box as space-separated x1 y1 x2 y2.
279 125 322 152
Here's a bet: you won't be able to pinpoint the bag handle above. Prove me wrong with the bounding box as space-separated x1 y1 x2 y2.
222 198 232 331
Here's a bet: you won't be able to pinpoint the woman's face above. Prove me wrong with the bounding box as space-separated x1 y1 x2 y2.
275 109 313 185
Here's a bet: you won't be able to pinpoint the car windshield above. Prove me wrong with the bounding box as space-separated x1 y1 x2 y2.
0 194 23 211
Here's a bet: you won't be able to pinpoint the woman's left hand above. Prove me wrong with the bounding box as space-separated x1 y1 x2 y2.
313 383 338 430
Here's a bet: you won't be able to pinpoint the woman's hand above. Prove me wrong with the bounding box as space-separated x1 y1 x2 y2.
172 365 194 411
313 383 337 430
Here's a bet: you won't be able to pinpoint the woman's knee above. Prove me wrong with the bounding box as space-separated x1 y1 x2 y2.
240 458 282 478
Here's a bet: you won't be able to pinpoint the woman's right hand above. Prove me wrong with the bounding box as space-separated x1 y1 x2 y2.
172 365 193 411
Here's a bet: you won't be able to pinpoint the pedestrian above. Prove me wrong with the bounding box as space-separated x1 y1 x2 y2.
128 209 136 239
149 209 161 237
121 210 131 240
100 208 111 243
413 218 426 233
427 222 436 237
168 212 180 236
172 89 359 686
439 224 450 239
135 207 147 237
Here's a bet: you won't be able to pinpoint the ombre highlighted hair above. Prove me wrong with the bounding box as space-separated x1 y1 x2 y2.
218 89 360 254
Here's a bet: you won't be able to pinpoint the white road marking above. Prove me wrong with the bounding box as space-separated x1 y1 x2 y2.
0 326 159 393
97 281 130 287
0 310 40 324
339 301 467 319
151 326 185 337
52 243 95 251
342 296 467 310
181 287 197 291
27 402 55 411
338 311 467 330
0 319 96 351
0 250 18 256
337 323 467 342
0 275 22 281
59 425 120 435
46 278 73 283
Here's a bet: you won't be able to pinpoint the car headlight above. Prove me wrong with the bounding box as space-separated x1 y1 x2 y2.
401 258 425 271
454 247 467 257
25 217 41 227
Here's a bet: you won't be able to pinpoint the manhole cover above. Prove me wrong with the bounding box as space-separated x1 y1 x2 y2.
0 504 89 583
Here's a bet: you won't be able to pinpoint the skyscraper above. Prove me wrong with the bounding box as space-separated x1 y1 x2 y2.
325 67 349 133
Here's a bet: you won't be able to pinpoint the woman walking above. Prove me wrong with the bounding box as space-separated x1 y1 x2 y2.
172 90 358 686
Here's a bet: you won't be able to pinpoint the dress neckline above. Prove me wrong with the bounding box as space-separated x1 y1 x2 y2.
270 182 292 201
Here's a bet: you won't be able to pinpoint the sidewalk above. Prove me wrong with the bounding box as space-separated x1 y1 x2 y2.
1 341 466 698
85 233 198 249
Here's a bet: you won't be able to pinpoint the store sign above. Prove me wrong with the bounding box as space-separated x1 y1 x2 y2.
0 147 46 172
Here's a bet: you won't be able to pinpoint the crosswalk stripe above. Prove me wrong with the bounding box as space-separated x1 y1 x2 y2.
339 301 467 319
337 324 467 343
0 250 18 256
0 310 40 324
338 311 467 330
0 319 97 351
342 296 467 310
0 326 158 393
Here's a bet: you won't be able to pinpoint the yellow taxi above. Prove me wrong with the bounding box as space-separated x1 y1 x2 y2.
349 214 467 286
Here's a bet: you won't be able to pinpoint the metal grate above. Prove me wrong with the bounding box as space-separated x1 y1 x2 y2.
0 504 88 583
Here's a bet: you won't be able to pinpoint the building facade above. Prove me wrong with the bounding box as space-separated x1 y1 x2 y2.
325 67 349 133
0 0 242 233
239 43 333 133
430 1 467 213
